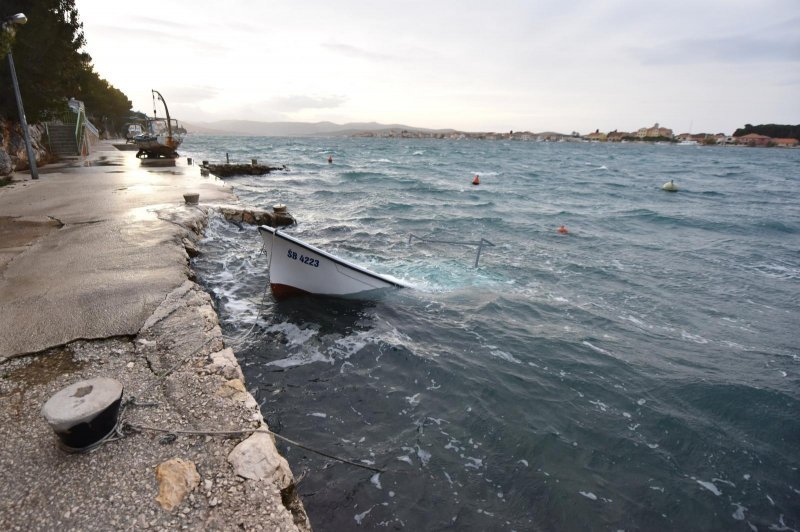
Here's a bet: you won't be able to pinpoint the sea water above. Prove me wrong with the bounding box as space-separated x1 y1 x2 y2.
186 136 799 531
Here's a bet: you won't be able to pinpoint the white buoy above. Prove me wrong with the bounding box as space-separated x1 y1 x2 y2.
41 377 123 451
661 179 678 192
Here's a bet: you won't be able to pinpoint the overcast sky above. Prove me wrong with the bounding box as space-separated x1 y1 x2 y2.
74 0 799 134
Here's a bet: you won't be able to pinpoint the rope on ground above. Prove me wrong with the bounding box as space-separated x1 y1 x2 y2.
123 422 384 473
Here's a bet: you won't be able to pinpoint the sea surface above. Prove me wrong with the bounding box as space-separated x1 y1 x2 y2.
185 136 799 531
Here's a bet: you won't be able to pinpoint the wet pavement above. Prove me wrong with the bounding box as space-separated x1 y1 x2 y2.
0 142 309 531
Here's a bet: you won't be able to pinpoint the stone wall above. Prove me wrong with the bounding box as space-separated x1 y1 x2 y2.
0 118 51 176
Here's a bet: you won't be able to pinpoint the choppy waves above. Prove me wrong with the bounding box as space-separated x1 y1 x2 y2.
188 137 800 531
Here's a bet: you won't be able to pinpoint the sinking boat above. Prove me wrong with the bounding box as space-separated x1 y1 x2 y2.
258 226 410 299
134 90 183 158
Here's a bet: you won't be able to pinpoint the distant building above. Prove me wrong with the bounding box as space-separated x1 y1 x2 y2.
773 138 799 147
736 133 772 146
606 131 629 142
584 129 607 141
637 123 673 138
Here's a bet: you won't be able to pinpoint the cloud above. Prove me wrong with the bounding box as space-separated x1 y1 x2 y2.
323 42 397 62
633 33 800 65
162 86 221 103
266 94 348 112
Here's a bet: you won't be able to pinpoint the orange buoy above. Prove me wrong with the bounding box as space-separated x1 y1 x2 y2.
327 155 333 163
557 225 569 234
472 174 480 185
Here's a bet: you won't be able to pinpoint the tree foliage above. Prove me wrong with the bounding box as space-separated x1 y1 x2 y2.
1 0 131 133
733 123 800 141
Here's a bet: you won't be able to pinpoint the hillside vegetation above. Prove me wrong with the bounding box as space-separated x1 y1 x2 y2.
733 124 800 140
0 0 132 135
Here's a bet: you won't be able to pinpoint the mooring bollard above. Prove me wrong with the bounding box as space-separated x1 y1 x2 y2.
226 152 229 164
184 192 200 204
251 158 257 166
202 160 209 167
42 377 124 451
187 157 193 165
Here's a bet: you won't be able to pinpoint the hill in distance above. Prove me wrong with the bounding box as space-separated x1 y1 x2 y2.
183 120 457 137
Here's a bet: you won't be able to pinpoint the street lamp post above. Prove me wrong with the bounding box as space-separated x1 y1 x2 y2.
3 13 38 179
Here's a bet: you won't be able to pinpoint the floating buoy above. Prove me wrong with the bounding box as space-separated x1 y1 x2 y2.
327 155 333 163
661 179 678 192
472 175 480 185
41 377 123 452
557 225 569 234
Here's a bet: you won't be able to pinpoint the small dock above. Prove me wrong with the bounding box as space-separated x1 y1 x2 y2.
201 159 287 178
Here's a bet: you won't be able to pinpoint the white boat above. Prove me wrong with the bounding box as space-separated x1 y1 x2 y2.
258 226 410 299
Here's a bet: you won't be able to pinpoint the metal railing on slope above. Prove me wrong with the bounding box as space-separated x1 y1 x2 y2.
408 233 495 268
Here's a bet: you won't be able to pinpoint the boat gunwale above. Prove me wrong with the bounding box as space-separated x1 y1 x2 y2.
258 225 409 289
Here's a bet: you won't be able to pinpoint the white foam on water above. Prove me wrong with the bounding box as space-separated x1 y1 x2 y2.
416 446 432 466
354 506 374 525
621 315 649 328
267 347 333 368
696 480 721 496
637 399 646 406
518 459 529 467
329 330 373 359
490 349 522 364
712 478 735 487
396 455 413 464
464 456 483 470
266 322 318 346
371 473 382 489
768 514 793 531
309 412 327 418
405 393 421 406
589 400 608 412
680 330 710 344
583 341 615 358
732 503 747 521
579 491 598 500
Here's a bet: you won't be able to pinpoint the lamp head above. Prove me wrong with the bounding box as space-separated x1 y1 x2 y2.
8 13 27 25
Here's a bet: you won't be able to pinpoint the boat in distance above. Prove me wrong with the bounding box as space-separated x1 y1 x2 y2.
133 90 184 159
258 225 411 299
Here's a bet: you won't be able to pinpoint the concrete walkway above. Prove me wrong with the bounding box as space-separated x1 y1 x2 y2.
0 143 309 530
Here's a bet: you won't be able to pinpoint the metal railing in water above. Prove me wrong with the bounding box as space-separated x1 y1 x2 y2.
408 234 495 268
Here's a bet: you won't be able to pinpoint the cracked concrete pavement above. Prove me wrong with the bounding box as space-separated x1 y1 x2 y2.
0 143 310 530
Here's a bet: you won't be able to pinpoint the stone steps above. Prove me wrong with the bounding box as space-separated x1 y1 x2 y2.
47 125 79 156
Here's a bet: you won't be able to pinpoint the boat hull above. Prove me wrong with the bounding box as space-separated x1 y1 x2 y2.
258 226 408 299
133 134 183 158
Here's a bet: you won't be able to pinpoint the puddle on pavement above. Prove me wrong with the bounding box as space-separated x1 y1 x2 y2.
82 155 124 167
2 348 86 387
140 159 177 168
